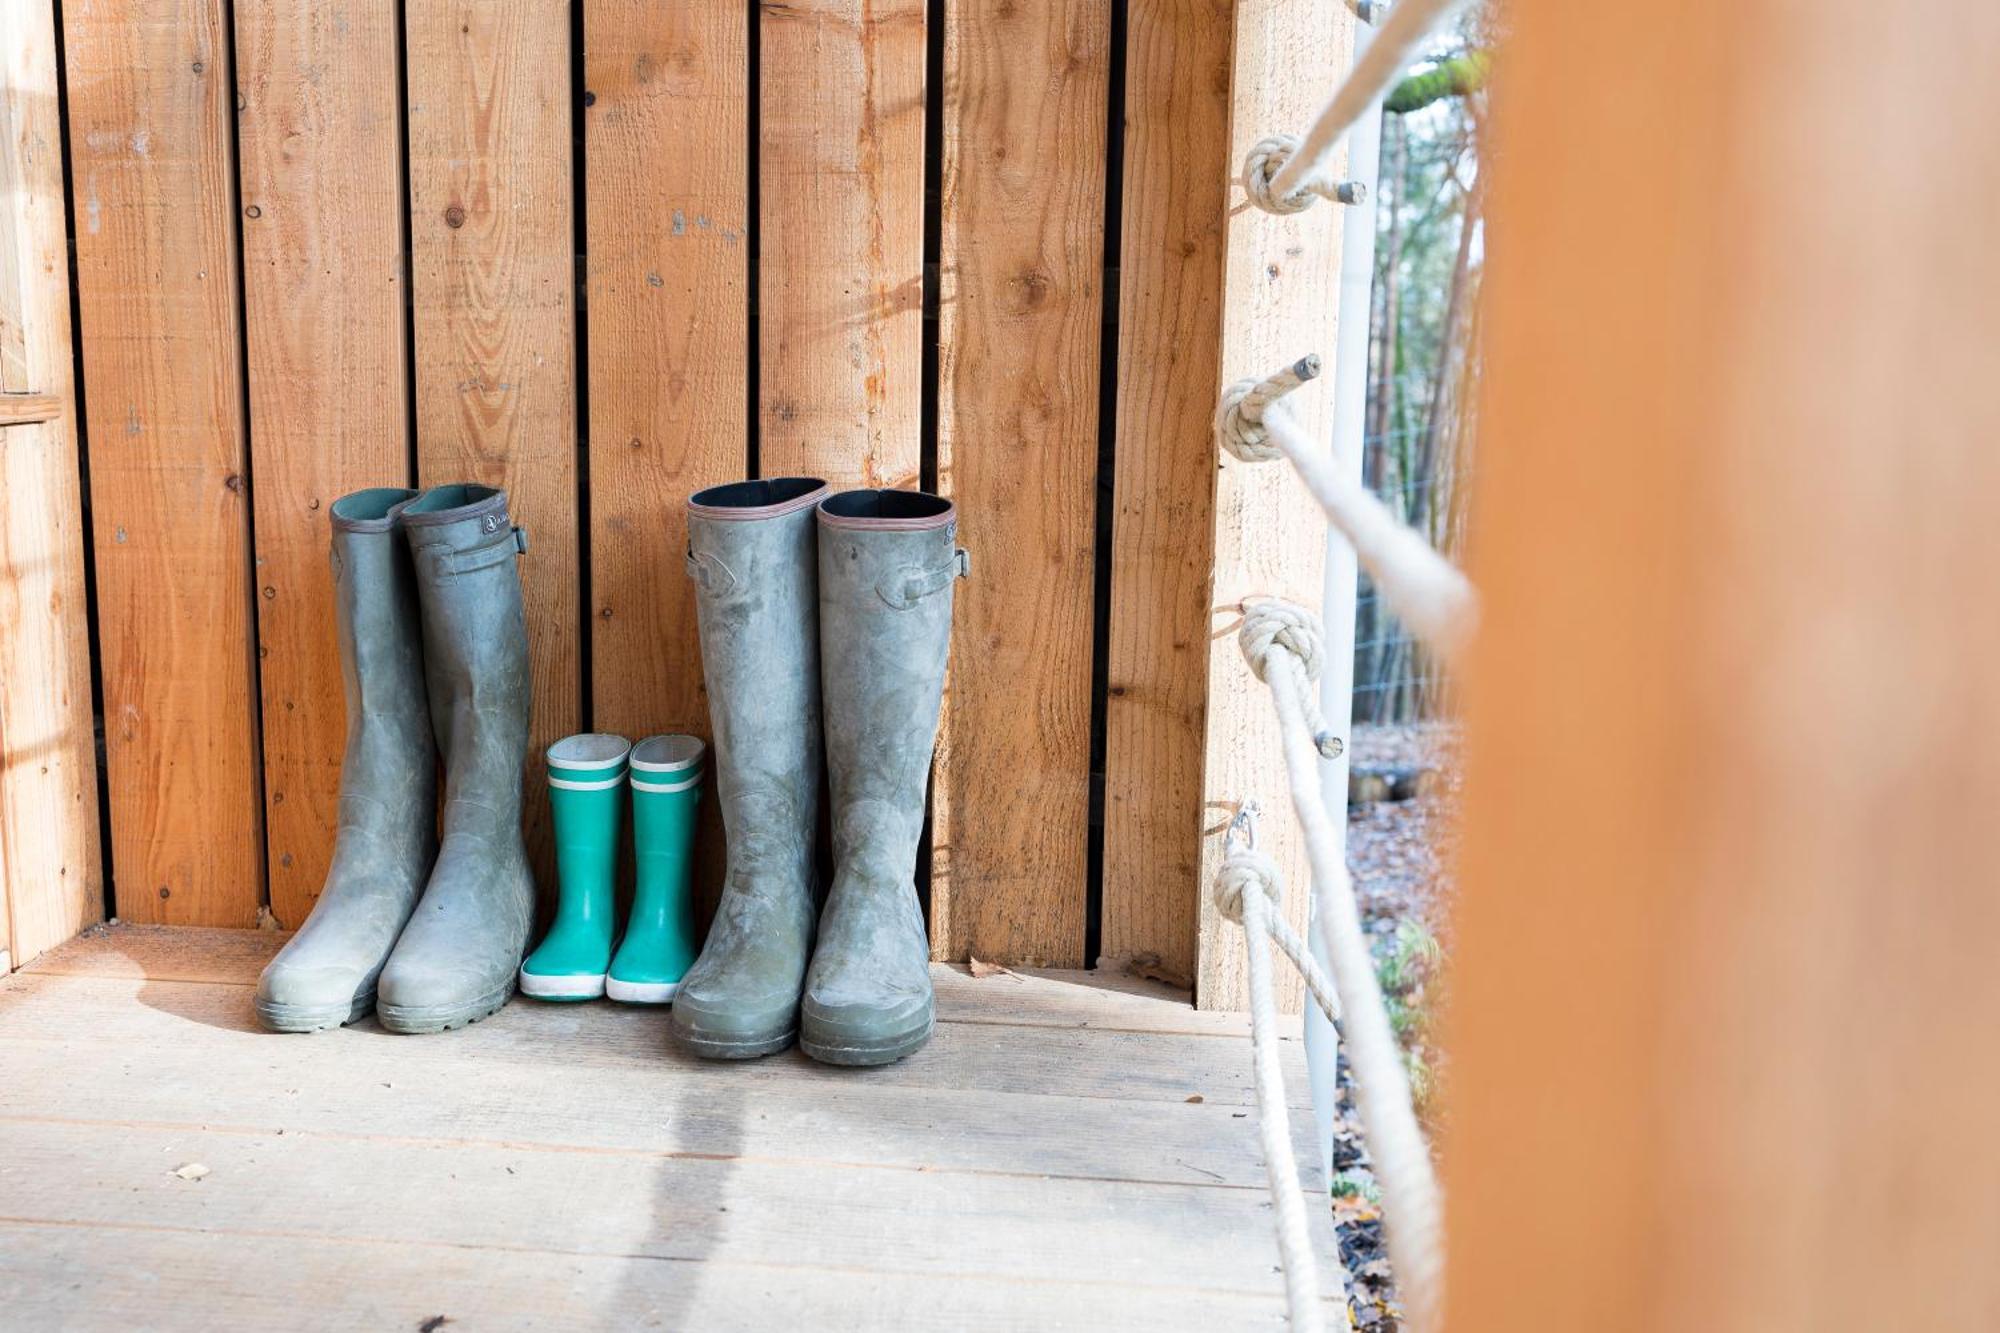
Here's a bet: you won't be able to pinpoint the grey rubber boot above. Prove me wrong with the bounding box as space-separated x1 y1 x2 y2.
255 488 437 1032
802 489 966 1066
376 484 537 1034
670 478 829 1059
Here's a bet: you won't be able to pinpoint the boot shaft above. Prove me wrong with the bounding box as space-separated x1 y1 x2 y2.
327 487 436 845
401 484 533 843
329 488 429 719
685 478 828 872
630 733 706 880
815 489 964 882
545 733 631 915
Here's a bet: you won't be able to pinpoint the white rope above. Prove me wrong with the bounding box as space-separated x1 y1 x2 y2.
1246 0 1469 214
1216 816 1332 1333
1237 596 1346 760
1219 360 1477 665
1256 604 1448 1328
1243 136 1367 215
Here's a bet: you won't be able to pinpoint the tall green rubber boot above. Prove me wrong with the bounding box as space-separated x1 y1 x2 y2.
520 734 630 1000
607 735 706 1004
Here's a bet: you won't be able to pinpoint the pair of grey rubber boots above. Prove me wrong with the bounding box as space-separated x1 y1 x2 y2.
672 480 965 1066
256 484 536 1035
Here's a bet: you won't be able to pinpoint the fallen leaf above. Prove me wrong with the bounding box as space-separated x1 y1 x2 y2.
1185 1094 1205 1104
171 1162 210 1182
1333 1195 1381 1225
967 957 1017 980
418 1317 451 1333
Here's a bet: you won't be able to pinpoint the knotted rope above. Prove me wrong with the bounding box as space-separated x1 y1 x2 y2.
1220 357 1478 666
1216 819 1342 1024
1243 137 1367 215
1219 601 1447 1333
1240 600 1344 760
1245 0 1472 214
1218 354 1321 462
1217 811 1336 1333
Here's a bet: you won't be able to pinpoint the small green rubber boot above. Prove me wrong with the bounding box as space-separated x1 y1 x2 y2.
519 734 631 1000
607 735 706 1004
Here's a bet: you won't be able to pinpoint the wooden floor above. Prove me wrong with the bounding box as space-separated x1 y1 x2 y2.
0 925 1337 1329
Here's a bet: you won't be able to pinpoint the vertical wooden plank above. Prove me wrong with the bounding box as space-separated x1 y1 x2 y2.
0 0 103 965
1451 3 2000 1328
582 0 745 755
236 0 409 929
582 0 747 915
1193 0 1349 1010
758 0 925 487
64 0 262 927
1098 0 1233 984
406 0 578 893
933 0 1109 965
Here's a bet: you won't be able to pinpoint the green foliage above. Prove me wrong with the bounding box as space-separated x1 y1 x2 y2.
1375 918 1444 1120
1357 11 1489 721
1385 51 1491 116
1330 1172 1382 1203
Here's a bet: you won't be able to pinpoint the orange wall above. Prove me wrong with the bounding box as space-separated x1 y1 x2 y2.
1448 3 2000 1328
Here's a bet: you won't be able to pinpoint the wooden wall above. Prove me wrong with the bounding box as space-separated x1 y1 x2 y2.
0 0 104 970
4 0 1356 1007
1449 0 2000 1324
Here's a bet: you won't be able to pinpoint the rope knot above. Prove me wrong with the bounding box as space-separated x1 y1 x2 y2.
1217 355 1320 464
1238 600 1326 683
1243 134 1313 215
1215 848 1284 925
1217 379 1284 463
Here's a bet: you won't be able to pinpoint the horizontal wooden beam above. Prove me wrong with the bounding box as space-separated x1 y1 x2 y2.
0 393 61 427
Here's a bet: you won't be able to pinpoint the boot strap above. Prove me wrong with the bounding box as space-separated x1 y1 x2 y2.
878 547 969 610
422 525 528 577
684 548 738 595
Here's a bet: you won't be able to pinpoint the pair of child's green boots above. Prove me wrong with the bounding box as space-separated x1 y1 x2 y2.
519 733 704 1003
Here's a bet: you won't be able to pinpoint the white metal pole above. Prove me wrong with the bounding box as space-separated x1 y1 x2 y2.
1303 4 1385 1185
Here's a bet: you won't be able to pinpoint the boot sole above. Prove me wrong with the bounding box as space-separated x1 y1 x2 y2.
518 967 607 1001
672 1025 797 1060
254 990 376 1034
800 1014 935 1067
605 977 680 1004
377 981 514 1034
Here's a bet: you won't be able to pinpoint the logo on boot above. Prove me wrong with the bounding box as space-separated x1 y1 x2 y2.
482 511 507 534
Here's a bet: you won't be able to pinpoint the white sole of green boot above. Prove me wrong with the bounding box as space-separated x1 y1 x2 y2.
604 977 679 1004
517 968 607 1000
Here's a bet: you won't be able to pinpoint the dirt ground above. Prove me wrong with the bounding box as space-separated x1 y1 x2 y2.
1333 722 1460 1328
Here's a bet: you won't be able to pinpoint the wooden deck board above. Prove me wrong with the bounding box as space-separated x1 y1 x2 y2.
0 927 1335 1328
0 1222 1308 1330
26 926 1296 1038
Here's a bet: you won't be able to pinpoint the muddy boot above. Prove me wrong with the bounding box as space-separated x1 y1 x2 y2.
802 489 965 1066
255 488 437 1033
670 478 828 1058
377 484 536 1033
